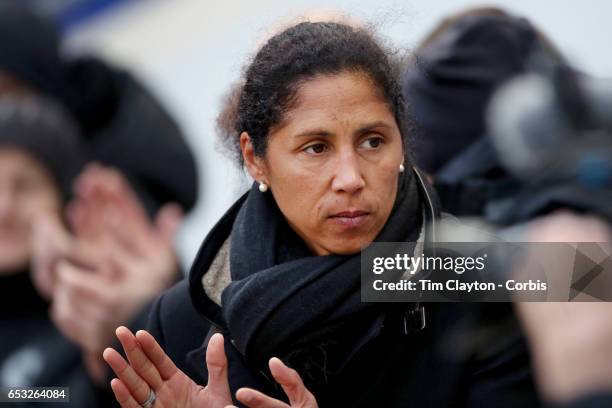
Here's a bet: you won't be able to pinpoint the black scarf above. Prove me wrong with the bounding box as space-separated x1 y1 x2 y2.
191 169 427 386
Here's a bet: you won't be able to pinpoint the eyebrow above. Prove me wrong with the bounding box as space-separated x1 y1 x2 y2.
355 121 391 135
293 121 391 139
294 129 333 138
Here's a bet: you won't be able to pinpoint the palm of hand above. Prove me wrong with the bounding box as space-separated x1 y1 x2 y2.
104 327 232 408
142 371 198 408
105 326 321 408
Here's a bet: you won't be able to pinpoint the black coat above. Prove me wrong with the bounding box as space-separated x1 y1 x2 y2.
148 279 543 407
0 272 169 408
147 180 542 407
0 272 116 407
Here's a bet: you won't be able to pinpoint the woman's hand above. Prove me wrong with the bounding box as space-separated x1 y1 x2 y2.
104 327 232 408
231 357 318 408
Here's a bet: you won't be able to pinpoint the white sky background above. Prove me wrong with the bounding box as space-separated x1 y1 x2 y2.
65 0 612 269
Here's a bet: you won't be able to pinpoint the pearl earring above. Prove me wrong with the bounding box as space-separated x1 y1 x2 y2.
399 163 405 173
259 182 268 192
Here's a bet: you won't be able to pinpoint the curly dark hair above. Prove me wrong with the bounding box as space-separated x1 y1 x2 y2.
216 21 412 167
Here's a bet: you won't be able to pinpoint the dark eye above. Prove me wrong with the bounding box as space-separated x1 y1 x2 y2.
359 137 383 150
304 143 327 154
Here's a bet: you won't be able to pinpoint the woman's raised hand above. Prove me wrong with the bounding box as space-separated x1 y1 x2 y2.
230 357 319 408
103 327 232 408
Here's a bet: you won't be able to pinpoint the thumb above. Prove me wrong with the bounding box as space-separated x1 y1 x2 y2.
205 333 232 404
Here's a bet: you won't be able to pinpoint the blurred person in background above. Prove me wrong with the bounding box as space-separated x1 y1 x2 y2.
402 7 612 408
402 7 565 217
0 95 112 405
103 20 540 408
0 1 199 393
0 95 185 407
487 45 612 408
31 162 184 387
0 2 198 216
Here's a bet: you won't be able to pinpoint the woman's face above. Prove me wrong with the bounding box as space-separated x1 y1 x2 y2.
242 71 404 255
0 148 62 274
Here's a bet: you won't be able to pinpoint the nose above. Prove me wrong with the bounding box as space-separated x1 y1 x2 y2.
331 150 365 195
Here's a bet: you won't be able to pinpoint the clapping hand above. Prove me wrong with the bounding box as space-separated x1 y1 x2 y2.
104 327 232 408
105 327 320 408
31 164 183 383
231 358 318 408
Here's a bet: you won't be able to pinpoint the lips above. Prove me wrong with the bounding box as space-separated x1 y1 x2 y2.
331 210 369 218
328 210 370 228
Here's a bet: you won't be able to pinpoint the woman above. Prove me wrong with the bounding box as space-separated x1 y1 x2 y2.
104 21 539 407
0 95 119 406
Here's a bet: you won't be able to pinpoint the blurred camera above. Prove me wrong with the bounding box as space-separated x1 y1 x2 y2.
486 65 612 223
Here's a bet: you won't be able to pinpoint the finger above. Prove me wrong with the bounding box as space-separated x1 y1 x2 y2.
56 261 112 307
93 236 141 284
68 198 106 240
100 167 150 227
50 288 104 350
235 388 289 408
50 288 114 351
104 349 150 405
51 273 113 334
65 201 85 236
78 163 126 207
269 357 316 406
105 331 152 404
135 329 178 380
109 378 142 408
117 327 163 390
103 205 153 257
101 234 141 270
73 162 104 199
205 333 232 401
57 236 106 272
77 165 152 249
155 203 183 243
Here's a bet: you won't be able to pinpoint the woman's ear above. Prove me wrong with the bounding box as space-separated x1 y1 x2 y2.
240 132 268 183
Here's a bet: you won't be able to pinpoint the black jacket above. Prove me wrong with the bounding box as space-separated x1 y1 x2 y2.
0 272 116 407
147 176 542 407
148 278 540 407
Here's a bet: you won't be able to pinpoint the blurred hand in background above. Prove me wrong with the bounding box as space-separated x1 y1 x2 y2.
31 164 182 383
515 211 612 404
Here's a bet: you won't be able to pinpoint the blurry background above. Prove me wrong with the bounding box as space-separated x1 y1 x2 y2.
25 0 612 267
